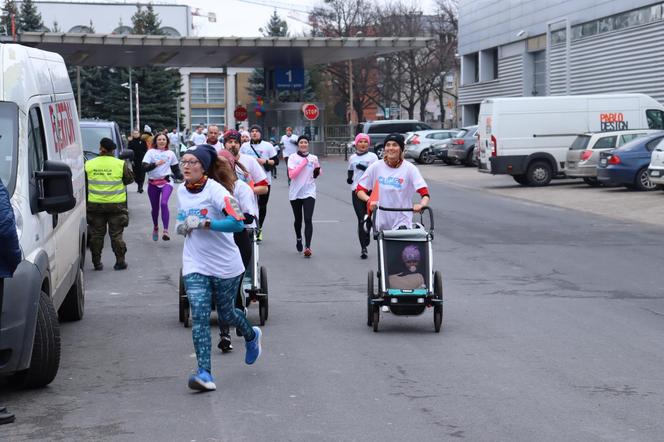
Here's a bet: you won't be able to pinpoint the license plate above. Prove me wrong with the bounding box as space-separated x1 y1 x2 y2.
600 159 607 166
650 170 661 177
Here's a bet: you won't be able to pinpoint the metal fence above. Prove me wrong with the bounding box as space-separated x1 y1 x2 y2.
324 125 353 156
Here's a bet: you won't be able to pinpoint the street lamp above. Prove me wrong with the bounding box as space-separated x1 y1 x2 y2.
120 81 133 132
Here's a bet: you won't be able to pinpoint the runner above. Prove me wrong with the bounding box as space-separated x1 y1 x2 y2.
223 130 269 198
190 125 207 146
206 124 223 153
288 135 321 257
347 133 379 259
241 125 278 240
142 133 181 241
280 126 298 163
177 144 262 392
216 148 257 353
240 130 250 146
356 132 430 231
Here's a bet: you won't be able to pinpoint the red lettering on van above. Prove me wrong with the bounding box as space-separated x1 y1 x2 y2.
600 113 624 123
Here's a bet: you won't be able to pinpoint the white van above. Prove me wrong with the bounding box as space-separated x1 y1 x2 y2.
0 44 86 388
477 94 664 186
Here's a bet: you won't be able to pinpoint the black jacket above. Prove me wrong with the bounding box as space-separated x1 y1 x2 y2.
0 179 21 278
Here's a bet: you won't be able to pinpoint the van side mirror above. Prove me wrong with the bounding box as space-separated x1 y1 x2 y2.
35 161 76 214
118 150 134 161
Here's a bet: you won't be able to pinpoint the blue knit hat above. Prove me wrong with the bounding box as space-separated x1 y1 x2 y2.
184 144 217 171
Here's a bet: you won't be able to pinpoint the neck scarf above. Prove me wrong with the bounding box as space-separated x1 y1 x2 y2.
385 156 403 168
185 175 208 193
297 151 309 157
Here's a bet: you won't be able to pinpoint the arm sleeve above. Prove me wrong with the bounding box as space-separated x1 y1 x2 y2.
209 216 245 233
417 187 430 198
170 164 182 180
288 157 309 179
122 162 135 185
143 162 157 172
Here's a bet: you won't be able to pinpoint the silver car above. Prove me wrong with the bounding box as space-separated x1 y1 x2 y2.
404 129 460 164
566 130 657 186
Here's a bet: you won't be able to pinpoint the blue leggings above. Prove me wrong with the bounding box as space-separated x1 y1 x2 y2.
183 273 255 372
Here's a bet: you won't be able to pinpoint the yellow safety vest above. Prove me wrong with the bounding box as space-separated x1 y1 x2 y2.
85 155 126 204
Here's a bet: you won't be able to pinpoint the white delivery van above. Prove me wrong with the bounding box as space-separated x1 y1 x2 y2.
0 44 87 388
477 94 664 186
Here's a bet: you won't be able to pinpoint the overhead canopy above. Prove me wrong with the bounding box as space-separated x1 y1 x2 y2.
10 32 433 68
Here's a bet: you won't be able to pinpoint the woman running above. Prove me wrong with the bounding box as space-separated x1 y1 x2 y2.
176 144 262 392
356 133 430 231
216 148 258 353
142 133 180 241
347 133 379 259
288 135 321 257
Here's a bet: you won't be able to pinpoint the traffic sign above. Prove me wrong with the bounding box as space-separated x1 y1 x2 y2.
275 68 305 90
302 103 320 121
234 106 248 121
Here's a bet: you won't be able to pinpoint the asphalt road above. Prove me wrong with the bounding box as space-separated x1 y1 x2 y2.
2 157 664 441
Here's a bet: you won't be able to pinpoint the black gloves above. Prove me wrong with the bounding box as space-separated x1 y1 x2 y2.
313 167 321 179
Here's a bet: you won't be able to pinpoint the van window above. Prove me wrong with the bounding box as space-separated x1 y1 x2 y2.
0 102 18 195
646 110 664 129
367 124 387 134
28 107 47 174
591 136 616 149
570 135 590 150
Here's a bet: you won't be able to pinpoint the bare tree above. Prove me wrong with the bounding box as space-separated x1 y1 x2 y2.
431 0 459 125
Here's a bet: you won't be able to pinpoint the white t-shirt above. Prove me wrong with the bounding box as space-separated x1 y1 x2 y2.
237 152 267 186
190 132 207 146
142 149 179 180
209 141 223 154
348 151 379 191
176 179 244 279
233 179 258 228
280 134 299 158
357 160 428 231
288 153 319 201
240 140 278 185
168 132 180 147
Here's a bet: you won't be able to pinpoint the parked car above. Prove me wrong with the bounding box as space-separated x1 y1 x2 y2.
566 130 659 186
447 125 479 166
647 137 664 187
404 129 459 164
597 133 664 190
355 120 431 158
80 120 127 160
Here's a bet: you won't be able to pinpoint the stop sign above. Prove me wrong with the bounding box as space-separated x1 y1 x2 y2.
234 106 248 121
302 103 320 121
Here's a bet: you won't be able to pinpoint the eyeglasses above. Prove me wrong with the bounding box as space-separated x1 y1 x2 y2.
179 160 200 167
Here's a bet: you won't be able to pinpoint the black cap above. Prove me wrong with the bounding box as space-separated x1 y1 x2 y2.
383 133 405 151
100 137 117 151
250 124 262 134
297 134 310 144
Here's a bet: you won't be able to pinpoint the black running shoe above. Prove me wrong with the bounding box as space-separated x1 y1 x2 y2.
218 335 233 353
296 238 303 252
361 248 368 259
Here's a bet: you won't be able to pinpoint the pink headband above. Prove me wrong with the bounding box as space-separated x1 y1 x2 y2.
355 133 370 145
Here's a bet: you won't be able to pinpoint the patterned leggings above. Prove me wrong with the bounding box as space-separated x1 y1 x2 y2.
183 273 255 372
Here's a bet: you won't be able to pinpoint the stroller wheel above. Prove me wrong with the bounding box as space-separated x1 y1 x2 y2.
434 270 443 333
367 270 374 326
260 267 268 320
372 305 380 332
259 297 268 326
178 269 187 323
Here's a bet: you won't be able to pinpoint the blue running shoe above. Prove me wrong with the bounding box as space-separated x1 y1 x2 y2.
188 368 216 391
245 326 262 365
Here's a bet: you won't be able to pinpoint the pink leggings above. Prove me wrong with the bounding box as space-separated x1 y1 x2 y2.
147 183 173 230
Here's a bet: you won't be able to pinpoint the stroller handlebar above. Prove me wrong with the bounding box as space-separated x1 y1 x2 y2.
367 206 434 238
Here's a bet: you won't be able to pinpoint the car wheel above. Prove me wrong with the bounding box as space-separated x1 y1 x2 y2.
512 174 528 185
526 161 553 186
58 266 85 321
465 149 476 167
419 149 435 165
634 167 658 191
442 158 454 165
583 177 601 187
375 145 384 159
13 291 61 388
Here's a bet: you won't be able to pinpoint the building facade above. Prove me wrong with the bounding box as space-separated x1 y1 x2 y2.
458 0 664 125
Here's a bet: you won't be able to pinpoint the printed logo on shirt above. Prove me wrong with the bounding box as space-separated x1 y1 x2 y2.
378 176 405 189
177 207 209 221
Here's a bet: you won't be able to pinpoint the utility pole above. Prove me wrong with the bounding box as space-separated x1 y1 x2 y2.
128 68 133 131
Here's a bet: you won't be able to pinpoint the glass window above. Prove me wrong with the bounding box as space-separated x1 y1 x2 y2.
571 26 582 40
591 136 616 149
581 21 598 37
618 133 643 146
28 107 47 174
0 102 18 194
598 17 613 33
190 75 225 105
190 108 225 127
646 136 664 152
81 126 113 152
550 29 566 45
570 135 591 150
646 109 664 129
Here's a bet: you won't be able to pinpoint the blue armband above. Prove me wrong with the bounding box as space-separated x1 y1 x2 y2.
209 216 245 233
